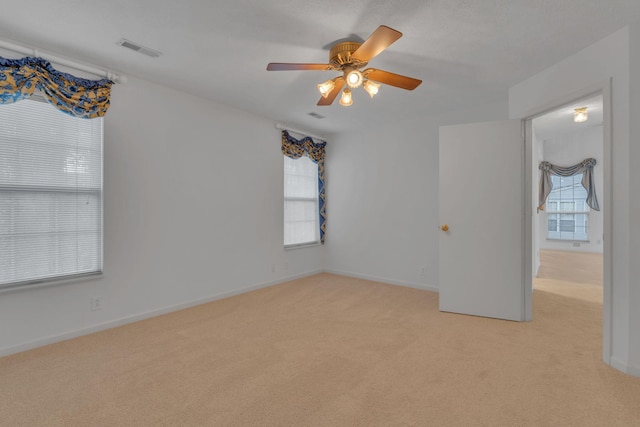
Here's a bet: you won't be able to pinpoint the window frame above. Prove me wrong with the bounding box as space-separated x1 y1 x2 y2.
545 174 590 242
0 95 104 291
283 155 320 249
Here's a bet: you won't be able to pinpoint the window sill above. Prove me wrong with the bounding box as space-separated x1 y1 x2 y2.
0 271 103 294
545 239 590 243
284 242 321 251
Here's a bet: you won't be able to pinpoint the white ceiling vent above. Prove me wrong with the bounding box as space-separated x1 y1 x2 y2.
117 38 162 58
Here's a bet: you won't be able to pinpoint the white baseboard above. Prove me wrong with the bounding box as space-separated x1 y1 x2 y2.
609 356 640 378
324 268 439 293
0 270 323 358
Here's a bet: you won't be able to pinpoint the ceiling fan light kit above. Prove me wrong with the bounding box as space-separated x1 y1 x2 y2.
345 68 364 89
317 79 336 98
363 79 380 98
339 88 353 107
267 25 422 107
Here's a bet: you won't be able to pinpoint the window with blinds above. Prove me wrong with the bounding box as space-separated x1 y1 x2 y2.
546 174 589 241
284 155 319 247
0 97 103 290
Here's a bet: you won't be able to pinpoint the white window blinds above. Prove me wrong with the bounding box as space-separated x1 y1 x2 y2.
0 97 103 289
546 174 589 241
284 155 319 247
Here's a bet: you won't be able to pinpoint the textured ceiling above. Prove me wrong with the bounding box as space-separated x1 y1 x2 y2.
1 1 639 137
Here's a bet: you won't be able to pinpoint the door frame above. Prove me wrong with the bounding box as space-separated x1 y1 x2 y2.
520 79 612 362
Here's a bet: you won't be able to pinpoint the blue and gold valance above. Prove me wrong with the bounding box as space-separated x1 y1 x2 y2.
281 130 326 162
0 56 112 119
282 130 327 244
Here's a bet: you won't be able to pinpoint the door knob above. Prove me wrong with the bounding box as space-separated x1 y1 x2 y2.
441 224 449 232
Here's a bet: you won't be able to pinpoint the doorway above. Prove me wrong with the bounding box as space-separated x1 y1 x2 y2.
531 94 604 304
523 83 612 364
437 82 612 358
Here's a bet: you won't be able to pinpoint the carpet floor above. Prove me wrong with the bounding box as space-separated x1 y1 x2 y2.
1 268 639 426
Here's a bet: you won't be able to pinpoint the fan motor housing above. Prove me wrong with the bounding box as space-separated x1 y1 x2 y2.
329 41 368 69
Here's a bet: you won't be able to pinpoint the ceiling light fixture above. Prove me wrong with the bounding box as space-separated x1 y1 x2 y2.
317 79 336 98
345 68 363 89
574 107 588 123
268 25 423 108
363 80 381 98
317 72 380 106
339 88 353 107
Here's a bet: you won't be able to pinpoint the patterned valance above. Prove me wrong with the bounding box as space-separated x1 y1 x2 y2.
0 56 112 119
282 130 327 244
281 129 326 162
538 158 599 211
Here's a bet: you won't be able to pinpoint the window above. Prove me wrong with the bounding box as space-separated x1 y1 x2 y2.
0 97 103 289
284 155 319 247
546 174 589 241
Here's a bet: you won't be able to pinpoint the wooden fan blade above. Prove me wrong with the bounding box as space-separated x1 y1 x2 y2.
351 25 402 62
317 77 345 106
365 69 422 90
267 63 332 71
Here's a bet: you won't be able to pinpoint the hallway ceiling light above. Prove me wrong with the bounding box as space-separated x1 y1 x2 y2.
574 107 588 123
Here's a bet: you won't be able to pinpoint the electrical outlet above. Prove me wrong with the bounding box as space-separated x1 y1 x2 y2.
90 296 103 311
284 261 289 271
271 264 276 272
419 266 426 277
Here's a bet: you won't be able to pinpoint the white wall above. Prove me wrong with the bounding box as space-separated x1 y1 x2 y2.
510 25 640 376
536 126 604 254
0 76 324 356
324 100 508 290
627 23 640 379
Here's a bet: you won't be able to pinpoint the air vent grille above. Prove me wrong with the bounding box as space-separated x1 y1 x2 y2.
308 112 325 119
117 38 162 58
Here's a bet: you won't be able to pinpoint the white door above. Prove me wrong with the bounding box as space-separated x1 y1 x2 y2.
439 119 529 321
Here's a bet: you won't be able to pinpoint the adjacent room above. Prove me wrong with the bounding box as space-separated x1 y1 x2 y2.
532 94 605 304
1 1 640 425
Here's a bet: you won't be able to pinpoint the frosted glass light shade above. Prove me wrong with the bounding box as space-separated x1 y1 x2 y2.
317 79 335 98
363 80 380 98
574 107 588 123
339 88 353 106
345 69 363 88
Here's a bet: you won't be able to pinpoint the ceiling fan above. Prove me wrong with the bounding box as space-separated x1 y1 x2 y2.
266 25 422 107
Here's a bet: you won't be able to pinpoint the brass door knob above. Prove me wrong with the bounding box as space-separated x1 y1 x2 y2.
441 224 449 232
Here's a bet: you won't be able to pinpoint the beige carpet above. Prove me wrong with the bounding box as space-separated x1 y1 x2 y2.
537 249 603 286
535 249 603 304
1 272 639 426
